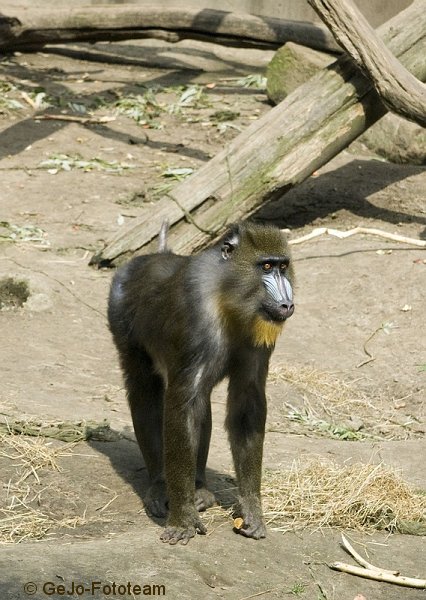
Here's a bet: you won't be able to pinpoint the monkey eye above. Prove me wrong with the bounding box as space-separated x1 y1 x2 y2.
279 262 288 272
262 262 273 272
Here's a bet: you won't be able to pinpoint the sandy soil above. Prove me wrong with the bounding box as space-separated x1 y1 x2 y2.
0 39 425 599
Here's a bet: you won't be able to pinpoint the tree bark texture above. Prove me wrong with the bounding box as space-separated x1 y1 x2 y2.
90 1 425 266
0 6 340 52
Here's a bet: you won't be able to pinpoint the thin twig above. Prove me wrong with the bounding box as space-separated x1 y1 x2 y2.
20 91 38 109
238 589 278 600
307 564 329 599
356 326 381 368
288 227 426 247
2 257 106 319
95 492 118 513
165 193 216 237
35 114 116 125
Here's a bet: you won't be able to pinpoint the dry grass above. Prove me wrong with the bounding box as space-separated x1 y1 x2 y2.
0 432 74 485
203 458 426 536
269 365 377 417
0 432 104 543
262 457 426 534
2 420 424 541
201 504 235 535
0 499 91 543
268 365 423 439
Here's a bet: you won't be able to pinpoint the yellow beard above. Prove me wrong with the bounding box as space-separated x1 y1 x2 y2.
252 316 284 348
217 293 284 348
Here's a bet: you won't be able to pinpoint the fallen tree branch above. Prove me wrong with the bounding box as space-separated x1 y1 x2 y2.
340 534 398 575
307 0 426 125
288 227 426 247
0 6 340 52
330 562 426 589
329 533 426 589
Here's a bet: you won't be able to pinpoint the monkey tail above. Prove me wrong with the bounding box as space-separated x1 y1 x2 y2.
158 220 170 253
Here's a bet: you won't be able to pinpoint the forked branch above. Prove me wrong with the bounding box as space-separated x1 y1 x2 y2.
307 0 426 125
329 534 426 589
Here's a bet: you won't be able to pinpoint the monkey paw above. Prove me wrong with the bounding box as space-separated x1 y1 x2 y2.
235 518 266 539
194 487 216 512
160 513 207 545
234 500 267 539
144 482 168 518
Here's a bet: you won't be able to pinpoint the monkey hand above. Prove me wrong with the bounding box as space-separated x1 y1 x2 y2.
160 509 207 545
233 498 266 539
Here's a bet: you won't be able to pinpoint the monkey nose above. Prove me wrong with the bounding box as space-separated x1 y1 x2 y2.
280 303 294 318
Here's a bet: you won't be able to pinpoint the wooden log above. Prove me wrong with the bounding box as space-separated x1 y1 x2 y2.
266 43 426 164
307 0 426 125
91 1 426 266
0 6 340 53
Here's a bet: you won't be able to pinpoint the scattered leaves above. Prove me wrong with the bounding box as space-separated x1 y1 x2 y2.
161 166 194 181
39 154 134 174
237 74 267 89
285 409 369 440
0 80 24 111
168 85 210 113
114 89 163 127
0 221 49 246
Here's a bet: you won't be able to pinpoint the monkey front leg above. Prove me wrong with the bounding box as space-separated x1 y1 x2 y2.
227 375 268 539
160 390 207 545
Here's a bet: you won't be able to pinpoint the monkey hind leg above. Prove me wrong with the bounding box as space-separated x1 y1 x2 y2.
144 480 168 519
194 487 215 512
194 401 215 512
120 345 168 518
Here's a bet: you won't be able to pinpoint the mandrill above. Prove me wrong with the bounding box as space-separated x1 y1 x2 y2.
108 222 295 544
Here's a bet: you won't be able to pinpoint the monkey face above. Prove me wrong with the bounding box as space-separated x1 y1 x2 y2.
258 260 294 322
219 222 295 332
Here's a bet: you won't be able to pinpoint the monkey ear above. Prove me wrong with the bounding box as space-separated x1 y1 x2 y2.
221 242 234 260
221 224 240 260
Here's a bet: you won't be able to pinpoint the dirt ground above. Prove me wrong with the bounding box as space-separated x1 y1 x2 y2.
0 38 425 600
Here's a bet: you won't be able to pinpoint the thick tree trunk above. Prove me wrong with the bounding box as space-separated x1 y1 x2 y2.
90 1 425 266
0 6 339 52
